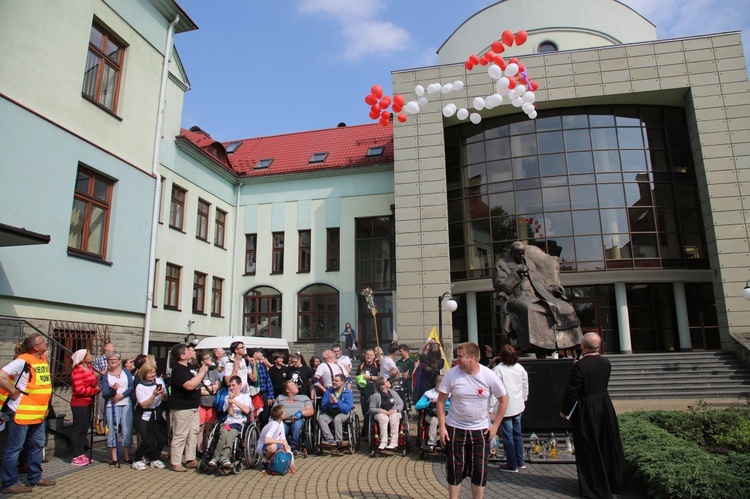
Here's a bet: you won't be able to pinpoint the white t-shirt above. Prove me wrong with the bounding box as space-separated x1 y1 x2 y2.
1 359 33 413
380 355 397 377
336 355 352 375
224 357 250 393
223 392 253 426
314 362 346 389
106 370 131 407
492 363 528 418
135 379 167 420
439 364 507 430
257 420 286 456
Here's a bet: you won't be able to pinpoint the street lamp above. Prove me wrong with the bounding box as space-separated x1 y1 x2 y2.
438 292 458 345
743 281 750 301
184 332 199 346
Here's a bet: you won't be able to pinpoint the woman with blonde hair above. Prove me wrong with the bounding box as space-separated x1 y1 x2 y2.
70 349 100 466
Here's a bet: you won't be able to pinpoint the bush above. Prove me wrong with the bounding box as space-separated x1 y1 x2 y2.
619 411 750 499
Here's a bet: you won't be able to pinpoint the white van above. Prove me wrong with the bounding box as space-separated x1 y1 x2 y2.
194 336 290 356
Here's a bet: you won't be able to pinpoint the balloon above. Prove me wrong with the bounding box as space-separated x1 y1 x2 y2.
371 85 383 99
497 77 510 90
491 41 505 53
502 30 514 46
484 51 495 60
404 101 420 114
529 110 537 119
509 58 519 64
381 110 391 120
516 84 527 96
470 113 482 124
393 94 405 107
371 104 380 113
469 54 479 64
465 61 474 70
369 109 380 120
518 64 525 74
479 56 488 66
515 30 528 46
522 102 535 114
441 83 453 94
530 81 539 91
392 104 403 113
453 80 464 90
522 91 535 104
442 103 457 117
457 108 469 120
493 56 506 68
472 97 486 110
488 64 503 79
507 88 517 100
507 78 517 89
379 96 391 109
486 93 503 107
505 63 519 77
417 96 428 106
512 97 523 107
397 114 407 123
415 85 425 96
365 94 377 105
427 83 440 94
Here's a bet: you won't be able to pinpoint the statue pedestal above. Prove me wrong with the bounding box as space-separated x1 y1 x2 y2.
519 358 574 433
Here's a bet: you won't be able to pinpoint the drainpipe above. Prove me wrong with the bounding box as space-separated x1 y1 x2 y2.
142 14 180 354
228 180 243 337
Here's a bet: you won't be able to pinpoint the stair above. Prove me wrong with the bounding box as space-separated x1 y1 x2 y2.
607 351 750 399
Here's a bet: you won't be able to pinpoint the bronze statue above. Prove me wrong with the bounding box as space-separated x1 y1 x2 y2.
493 241 582 355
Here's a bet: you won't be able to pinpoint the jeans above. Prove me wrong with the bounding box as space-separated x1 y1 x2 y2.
106 403 133 448
500 413 525 469
2 415 45 488
283 419 305 448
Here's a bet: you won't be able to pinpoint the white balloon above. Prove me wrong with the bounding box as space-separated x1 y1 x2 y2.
488 65 503 79
496 77 510 90
427 83 440 94
457 108 469 120
443 103 457 117
522 103 535 114
470 113 482 124
507 89 517 100
418 96 428 106
453 80 464 90
404 101 420 114
486 93 503 107
512 97 523 107
441 83 453 94
515 84 527 96
472 97 486 111
522 91 536 104
529 110 538 119
504 63 519 77
415 85 425 97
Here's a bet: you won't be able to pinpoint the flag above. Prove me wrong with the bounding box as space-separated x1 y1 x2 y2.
427 327 451 371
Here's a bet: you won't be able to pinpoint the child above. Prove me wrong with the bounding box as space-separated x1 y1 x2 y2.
414 374 449 448
256 404 291 471
209 375 251 469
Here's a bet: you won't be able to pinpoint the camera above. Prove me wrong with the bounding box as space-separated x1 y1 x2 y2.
207 364 217 371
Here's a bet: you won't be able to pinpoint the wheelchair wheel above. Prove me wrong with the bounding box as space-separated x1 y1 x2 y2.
304 417 316 457
351 413 360 451
230 436 243 475
403 413 411 453
315 423 323 455
243 424 260 468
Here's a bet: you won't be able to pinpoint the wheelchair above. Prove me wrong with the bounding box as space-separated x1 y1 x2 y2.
315 410 360 455
283 414 316 457
417 409 443 459
198 411 261 475
367 409 410 457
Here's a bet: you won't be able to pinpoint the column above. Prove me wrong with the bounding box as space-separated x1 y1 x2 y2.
673 281 692 352
614 282 632 354
466 291 478 345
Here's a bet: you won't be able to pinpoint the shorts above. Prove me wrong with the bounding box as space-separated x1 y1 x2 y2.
261 443 280 454
199 406 217 425
444 425 490 487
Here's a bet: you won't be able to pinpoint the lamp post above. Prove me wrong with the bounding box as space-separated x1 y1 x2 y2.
438 292 458 345
743 281 750 301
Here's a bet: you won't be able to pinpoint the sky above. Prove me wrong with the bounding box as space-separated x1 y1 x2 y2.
175 0 749 142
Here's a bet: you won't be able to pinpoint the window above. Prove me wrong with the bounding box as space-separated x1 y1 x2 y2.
537 41 558 53
212 277 224 316
82 23 125 113
196 199 210 241
244 286 282 337
299 230 311 273
215 209 226 248
225 141 242 154
254 159 273 169
367 146 385 157
165 263 181 309
272 232 284 273
169 185 186 231
152 259 159 308
309 152 328 163
298 284 339 341
68 166 114 259
245 234 257 275
355 217 395 291
327 228 340 271
193 271 206 314
50 322 109 386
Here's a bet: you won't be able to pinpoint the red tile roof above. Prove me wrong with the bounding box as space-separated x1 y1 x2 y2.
179 127 233 170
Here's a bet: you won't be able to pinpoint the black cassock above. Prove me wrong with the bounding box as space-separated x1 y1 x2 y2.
560 354 626 499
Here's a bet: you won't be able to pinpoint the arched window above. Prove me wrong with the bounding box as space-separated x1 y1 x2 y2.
537 40 558 53
298 284 339 341
243 286 282 337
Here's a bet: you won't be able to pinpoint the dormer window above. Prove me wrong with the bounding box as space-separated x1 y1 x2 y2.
254 158 273 169
309 152 328 164
225 141 242 154
366 146 385 157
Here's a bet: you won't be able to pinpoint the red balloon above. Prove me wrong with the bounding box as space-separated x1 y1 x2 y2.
397 114 407 123
509 57 519 64
518 64 525 73
465 61 474 70
393 94 405 107
484 51 495 60
379 117 389 127
530 81 539 91
469 54 479 64
502 30 514 46
365 94 377 105
491 41 504 53
493 56 506 68
371 105 379 113
379 96 391 109
507 78 517 89
479 56 488 66
392 104 402 113
369 109 380 120
515 30 528 46
371 85 383 99
380 110 391 120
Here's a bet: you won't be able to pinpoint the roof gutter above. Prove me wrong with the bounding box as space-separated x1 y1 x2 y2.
143 13 179 354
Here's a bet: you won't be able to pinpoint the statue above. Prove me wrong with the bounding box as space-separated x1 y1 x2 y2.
492 241 582 355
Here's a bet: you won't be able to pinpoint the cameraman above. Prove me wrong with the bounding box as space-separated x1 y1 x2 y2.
197 352 221 456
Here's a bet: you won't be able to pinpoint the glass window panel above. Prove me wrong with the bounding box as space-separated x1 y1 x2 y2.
517 214 544 240
487 160 513 183
573 210 601 234
491 216 518 241
465 141 485 164
625 183 653 206
509 119 535 136
469 244 492 271
596 173 622 183
614 107 641 126
617 127 644 148
535 115 562 131
512 156 539 179
465 196 489 220
82 53 100 98
540 154 567 176
515 189 542 213
561 110 588 129
100 63 117 109
589 108 615 127
621 150 648 171
674 184 698 207
653 183 675 206
511 134 538 156
538 131 565 154
644 128 666 149
594 150 621 172
666 128 691 151
599 208 627 233
564 129 591 151
486 138 511 161
632 233 659 258
604 234 632 259
649 150 669 172
446 167 461 190
548 237 576 267
446 146 461 168
678 207 701 232
655 208 679 232
448 199 464 222
464 127 484 143
671 150 694 173
567 151 594 173
570 173 596 185
575 235 604 260
591 128 618 149
484 123 509 139
93 178 109 200
450 246 466 272
76 171 91 193
488 180 513 194
570 185 599 209
660 233 682 258
468 223 491 245
466 163 486 185
639 107 663 127
449 223 465 246
544 212 573 236
598 184 625 207
542 186 570 211
489 191 515 216
541 176 567 187
68 199 86 250
88 205 105 255
629 207 656 231
514 178 540 190
683 233 705 258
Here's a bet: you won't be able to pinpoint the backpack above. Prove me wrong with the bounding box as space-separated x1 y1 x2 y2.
267 450 293 475
213 386 229 420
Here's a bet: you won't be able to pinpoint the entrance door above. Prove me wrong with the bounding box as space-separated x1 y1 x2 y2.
571 298 602 352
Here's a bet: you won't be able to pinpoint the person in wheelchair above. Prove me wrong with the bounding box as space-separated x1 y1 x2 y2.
415 374 449 449
369 376 404 450
318 374 353 449
276 380 314 455
209 375 252 469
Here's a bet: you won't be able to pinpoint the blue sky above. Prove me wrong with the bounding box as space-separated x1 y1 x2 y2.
175 0 749 141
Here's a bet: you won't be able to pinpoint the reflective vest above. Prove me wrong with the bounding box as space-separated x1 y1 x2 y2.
2 354 52 425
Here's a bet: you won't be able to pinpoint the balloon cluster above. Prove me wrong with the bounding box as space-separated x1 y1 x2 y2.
518 216 544 236
364 28 540 125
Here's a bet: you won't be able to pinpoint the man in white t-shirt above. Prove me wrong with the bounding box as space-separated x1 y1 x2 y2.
437 342 508 499
331 346 352 376
312 350 346 395
224 341 252 393
210 375 252 469
379 343 399 378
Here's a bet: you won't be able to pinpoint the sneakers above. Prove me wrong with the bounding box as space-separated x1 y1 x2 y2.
131 461 148 471
385 441 398 450
71 455 89 466
150 460 166 469
497 464 519 473
518 464 527 469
